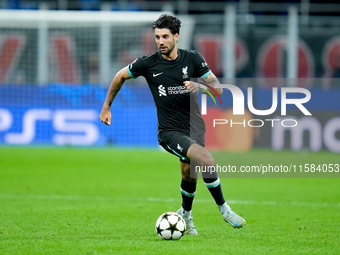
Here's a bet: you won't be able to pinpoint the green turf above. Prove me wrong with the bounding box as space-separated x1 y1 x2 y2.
0 147 339 254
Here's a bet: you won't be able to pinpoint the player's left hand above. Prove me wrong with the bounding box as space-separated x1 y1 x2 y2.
184 81 200 93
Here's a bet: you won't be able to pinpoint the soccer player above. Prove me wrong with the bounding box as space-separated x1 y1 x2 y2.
100 14 246 234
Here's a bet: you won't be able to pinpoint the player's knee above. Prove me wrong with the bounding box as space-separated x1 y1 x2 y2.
201 157 215 167
189 145 215 167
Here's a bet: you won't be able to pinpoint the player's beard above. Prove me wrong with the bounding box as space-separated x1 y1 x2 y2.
159 39 176 56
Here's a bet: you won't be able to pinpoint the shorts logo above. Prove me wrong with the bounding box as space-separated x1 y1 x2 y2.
177 143 183 152
182 66 189 79
158 85 167 96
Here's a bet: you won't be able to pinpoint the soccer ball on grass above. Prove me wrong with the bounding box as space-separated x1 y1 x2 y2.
155 212 186 240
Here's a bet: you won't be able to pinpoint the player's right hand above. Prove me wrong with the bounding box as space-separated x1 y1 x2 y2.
184 81 200 93
99 109 111 126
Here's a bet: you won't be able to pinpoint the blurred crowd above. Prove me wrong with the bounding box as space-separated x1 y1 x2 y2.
1 0 339 14
1 0 340 86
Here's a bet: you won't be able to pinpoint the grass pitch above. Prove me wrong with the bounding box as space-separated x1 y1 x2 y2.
0 147 339 254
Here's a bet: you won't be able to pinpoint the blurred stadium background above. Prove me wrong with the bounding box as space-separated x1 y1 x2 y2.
0 0 339 151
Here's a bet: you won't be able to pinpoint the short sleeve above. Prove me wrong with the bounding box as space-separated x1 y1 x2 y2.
127 57 144 79
193 51 212 79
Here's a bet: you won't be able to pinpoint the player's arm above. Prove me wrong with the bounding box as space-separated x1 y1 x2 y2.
184 72 223 96
99 67 131 126
200 72 223 96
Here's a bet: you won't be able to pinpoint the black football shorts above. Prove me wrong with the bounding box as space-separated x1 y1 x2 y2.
158 131 205 164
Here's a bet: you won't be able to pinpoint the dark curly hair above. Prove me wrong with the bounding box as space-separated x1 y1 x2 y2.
152 14 182 35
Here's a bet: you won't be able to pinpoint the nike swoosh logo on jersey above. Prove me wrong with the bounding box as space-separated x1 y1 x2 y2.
153 72 163 77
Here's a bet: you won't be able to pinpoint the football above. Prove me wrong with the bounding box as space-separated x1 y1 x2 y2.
155 212 186 240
